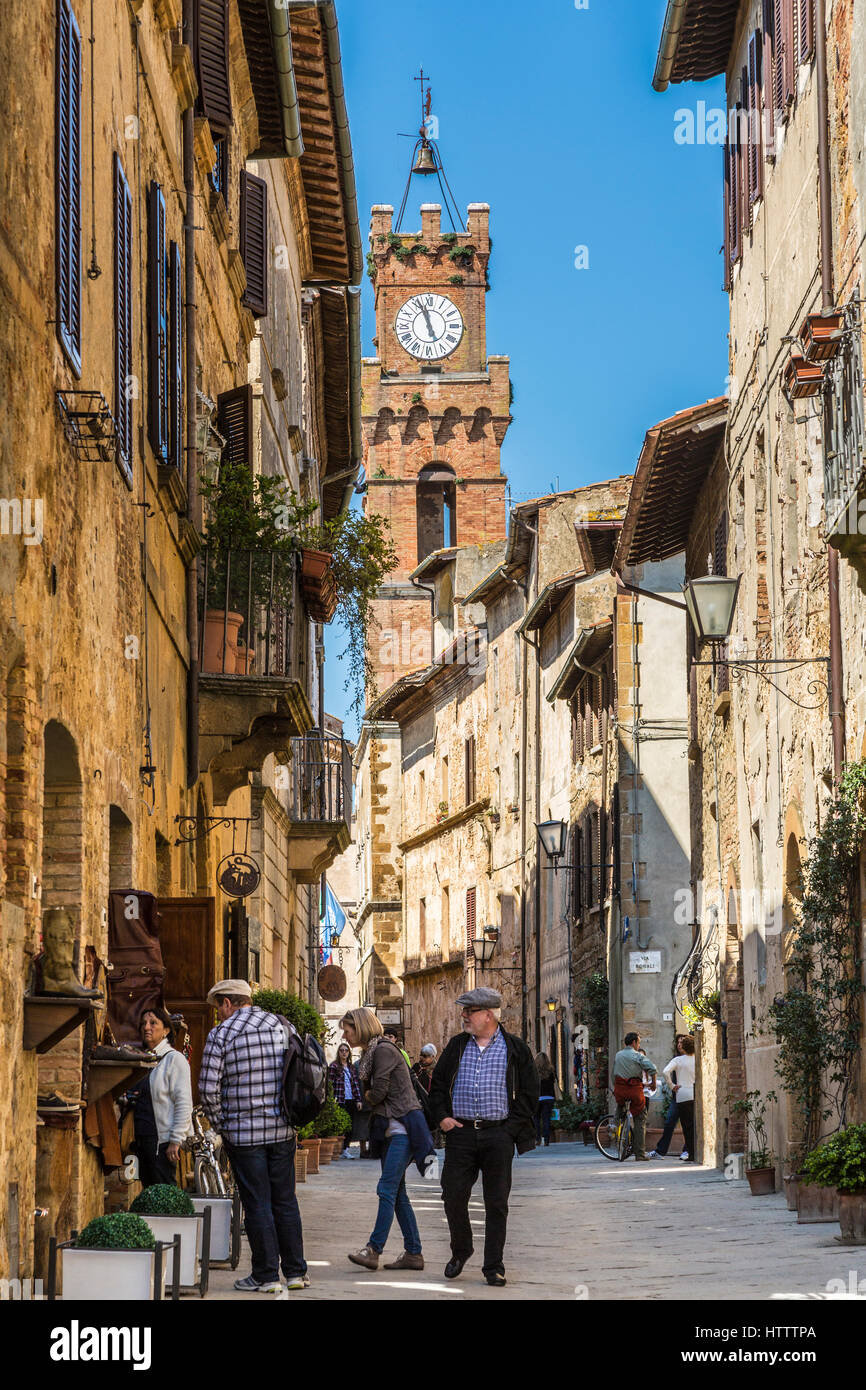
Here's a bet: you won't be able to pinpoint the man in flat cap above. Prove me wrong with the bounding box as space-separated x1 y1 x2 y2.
199 979 307 1294
429 987 538 1287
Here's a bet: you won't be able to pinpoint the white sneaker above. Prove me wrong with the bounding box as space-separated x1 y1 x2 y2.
341 1148 357 1159
679 1151 690 1161
647 1150 658 1159
256 1280 287 1294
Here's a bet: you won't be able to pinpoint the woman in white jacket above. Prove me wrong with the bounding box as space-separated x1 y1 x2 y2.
130 1008 193 1187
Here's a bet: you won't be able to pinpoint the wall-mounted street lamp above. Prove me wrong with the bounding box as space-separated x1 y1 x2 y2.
685 556 830 710
469 924 500 967
545 996 558 1013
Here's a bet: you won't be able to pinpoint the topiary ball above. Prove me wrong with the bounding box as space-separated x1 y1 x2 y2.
130 1184 196 1218
76 1213 156 1251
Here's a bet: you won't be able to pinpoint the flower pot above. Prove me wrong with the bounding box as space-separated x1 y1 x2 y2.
234 639 255 674
799 311 844 362
295 1148 307 1183
299 1137 320 1174
140 1214 200 1287
301 548 332 582
745 1166 776 1196
318 1137 336 1164
203 609 244 674
783 1175 801 1212
836 1191 866 1244
797 1182 840 1223
302 570 338 624
783 355 824 400
191 1195 233 1263
59 1246 165 1301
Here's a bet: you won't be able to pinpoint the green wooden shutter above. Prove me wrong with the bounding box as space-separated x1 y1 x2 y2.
169 241 183 475
147 181 168 464
56 0 82 373
114 153 134 484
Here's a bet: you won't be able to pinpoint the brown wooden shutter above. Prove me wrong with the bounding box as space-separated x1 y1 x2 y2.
56 0 82 375
571 823 582 923
216 384 253 469
147 181 168 464
762 0 776 158
714 513 730 693
158 896 216 1083
781 0 796 106
194 0 231 133
747 32 764 206
169 241 183 474
773 0 786 114
739 70 751 233
612 784 621 897
464 734 476 804
240 169 268 318
114 152 134 483
465 887 476 948
797 0 814 62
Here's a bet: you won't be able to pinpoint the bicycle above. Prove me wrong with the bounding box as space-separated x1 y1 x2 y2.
595 1110 634 1161
187 1107 233 1196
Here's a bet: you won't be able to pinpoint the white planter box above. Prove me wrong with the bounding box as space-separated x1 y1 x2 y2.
191 1195 232 1262
61 1247 163 1301
140 1216 200 1287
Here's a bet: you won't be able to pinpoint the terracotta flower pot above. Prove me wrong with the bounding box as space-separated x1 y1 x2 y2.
746 1166 776 1196
799 311 844 362
318 1137 336 1164
301 548 332 582
202 609 244 674
783 355 824 400
797 1182 840 1223
294 1148 307 1184
234 639 255 674
836 1191 866 1245
299 1137 320 1175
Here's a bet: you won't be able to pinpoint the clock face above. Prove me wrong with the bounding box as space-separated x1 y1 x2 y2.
395 294 464 361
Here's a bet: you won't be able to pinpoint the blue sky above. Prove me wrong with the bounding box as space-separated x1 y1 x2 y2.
325 0 728 735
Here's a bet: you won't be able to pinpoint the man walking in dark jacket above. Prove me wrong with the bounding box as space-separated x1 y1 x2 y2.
429 987 538 1287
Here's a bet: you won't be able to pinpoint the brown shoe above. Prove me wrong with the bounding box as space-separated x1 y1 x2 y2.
384 1251 424 1271
347 1244 379 1270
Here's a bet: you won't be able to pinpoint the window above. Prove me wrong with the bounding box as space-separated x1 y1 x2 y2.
147 182 168 464
194 0 231 134
464 734 476 805
113 153 134 484
239 169 268 318
419 898 426 957
418 768 426 820
715 512 730 693
570 822 582 925
442 886 450 950
823 302 864 531
56 0 82 374
441 754 449 806
168 243 183 474
210 135 229 201
747 32 764 210
465 886 476 948
514 631 521 693
492 646 499 708
217 384 253 468
513 752 520 806
416 465 456 563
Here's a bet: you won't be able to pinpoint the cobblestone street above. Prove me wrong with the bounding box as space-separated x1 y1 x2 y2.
207 1144 865 1302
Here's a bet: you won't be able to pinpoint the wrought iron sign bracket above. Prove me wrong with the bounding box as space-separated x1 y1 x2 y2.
173 811 261 847
691 655 831 710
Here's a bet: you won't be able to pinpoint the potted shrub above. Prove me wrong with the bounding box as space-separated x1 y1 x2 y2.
313 1087 352 1162
799 310 844 362
54 1212 167 1301
731 1090 778 1195
130 1183 208 1290
297 1123 321 1174
801 1125 866 1242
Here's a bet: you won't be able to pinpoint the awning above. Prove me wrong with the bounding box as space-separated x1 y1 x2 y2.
547 620 613 703
411 548 458 581
573 516 624 576
653 0 741 91
614 399 727 569
518 573 579 636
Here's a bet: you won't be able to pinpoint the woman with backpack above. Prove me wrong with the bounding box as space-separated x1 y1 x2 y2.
340 1007 435 1273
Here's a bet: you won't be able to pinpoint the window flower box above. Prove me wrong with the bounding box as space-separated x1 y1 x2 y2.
799 311 844 363
783 356 824 400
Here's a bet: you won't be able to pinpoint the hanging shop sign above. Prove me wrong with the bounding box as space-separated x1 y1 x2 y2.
217 853 261 898
316 964 347 1002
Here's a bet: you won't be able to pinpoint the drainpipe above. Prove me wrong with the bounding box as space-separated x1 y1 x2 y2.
183 0 198 789
410 573 437 665
339 286 363 516
652 0 689 92
815 0 845 782
318 1 363 286
262 0 304 158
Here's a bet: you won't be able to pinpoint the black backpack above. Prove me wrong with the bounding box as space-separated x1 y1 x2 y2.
276 1016 327 1127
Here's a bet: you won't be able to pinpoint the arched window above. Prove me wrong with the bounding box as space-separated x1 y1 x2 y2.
417 464 456 562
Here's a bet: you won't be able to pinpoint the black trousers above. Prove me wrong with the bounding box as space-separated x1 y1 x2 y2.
136 1139 178 1189
678 1101 696 1160
441 1124 514 1275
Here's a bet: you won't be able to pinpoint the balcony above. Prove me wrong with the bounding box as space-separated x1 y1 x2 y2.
401 945 465 979
197 548 314 805
285 732 352 883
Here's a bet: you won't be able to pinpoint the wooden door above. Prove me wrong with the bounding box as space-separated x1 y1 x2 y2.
157 896 216 1089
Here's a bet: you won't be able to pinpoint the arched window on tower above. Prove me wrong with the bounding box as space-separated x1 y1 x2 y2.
417 464 456 563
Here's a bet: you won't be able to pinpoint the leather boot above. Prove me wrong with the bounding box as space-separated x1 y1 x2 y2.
39 907 102 998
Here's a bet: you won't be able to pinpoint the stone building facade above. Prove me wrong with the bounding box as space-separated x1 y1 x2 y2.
0 0 358 1280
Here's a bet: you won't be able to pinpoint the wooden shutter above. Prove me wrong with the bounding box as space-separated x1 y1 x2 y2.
571 823 582 924
157 896 215 1083
797 0 814 62
169 241 183 474
465 887 476 948
240 169 268 318
739 70 751 233
464 734 476 804
612 784 621 897
194 0 231 133
723 143 732 290
781 0 796 106
762 0 776 157
747 33 763 206
714 513 730 693
147 182 168 464
114 153 134 483
56 0 82 374
216 384 253 469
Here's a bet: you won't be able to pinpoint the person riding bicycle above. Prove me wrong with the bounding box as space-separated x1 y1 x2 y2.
611 1032 657 1162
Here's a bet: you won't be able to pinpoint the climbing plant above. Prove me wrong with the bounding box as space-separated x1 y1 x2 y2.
767 759 866 1149
578 971 609 1050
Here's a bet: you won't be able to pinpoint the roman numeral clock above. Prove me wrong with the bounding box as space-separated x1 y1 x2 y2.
395 293 464 361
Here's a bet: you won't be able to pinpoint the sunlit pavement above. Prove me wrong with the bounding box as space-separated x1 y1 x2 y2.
206 1143 866 1301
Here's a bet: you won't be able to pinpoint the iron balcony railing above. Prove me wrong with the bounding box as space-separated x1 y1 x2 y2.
199 547 296 678
287 732 351 826
823 301 865 534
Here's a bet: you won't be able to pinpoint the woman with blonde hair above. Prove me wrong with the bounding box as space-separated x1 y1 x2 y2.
340 1007 433 1272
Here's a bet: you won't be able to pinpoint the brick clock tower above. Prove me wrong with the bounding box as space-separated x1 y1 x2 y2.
362 200 511 696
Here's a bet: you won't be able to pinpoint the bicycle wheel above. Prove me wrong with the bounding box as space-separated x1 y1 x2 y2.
618 1113 633 1161
595 1114 622 1160
195 1152 226 1196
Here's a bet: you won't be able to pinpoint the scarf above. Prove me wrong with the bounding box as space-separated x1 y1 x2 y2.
358 1035 399 1083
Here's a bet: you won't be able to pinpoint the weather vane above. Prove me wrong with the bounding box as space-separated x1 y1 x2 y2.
395 68 465 232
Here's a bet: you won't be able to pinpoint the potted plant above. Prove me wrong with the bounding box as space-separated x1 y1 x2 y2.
297 1122 321 1174
312 1087 352 1161
436 800 449 822
53 1212 167 1301
295 1145 308 1183
730 1090 777 1195
783 355 824 400
801 1125 866 1242
130 1183 209 1290
799 310 844 362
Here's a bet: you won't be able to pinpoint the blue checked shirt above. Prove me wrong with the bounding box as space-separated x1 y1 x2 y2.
198 1006 292 1146
451 1026 509 1121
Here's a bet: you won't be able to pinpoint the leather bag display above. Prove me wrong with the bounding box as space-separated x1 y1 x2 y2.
106 889 166 1043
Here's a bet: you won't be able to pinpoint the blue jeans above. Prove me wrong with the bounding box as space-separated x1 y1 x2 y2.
654 1101 681 1156
225 1138 306 1283
536 1099 554 1143
369 1134 422 1255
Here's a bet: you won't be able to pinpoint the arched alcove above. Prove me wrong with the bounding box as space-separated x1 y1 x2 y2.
417 463 456 562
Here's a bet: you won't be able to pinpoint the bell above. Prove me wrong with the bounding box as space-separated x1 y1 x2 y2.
412 142 437 175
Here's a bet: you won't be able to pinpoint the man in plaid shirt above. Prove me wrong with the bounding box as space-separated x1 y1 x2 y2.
199 978 307 1293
